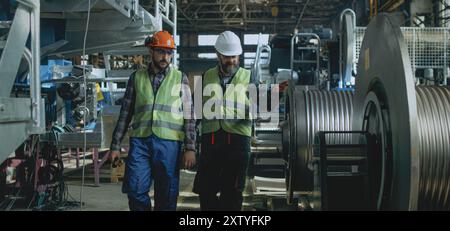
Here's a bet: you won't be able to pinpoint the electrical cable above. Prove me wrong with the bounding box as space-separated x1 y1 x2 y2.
79 0 91 211
294 0 311 30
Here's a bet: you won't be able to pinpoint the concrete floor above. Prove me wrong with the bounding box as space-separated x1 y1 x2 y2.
64 181 129 211
62 163 261 211
3 152 292 211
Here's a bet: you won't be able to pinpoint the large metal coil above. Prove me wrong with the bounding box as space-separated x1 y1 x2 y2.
284 86 353 196
416 86 450 210
304 90 354 147
355 14 450 210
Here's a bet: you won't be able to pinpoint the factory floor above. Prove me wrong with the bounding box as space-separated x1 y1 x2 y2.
4 153 294 211
62 161 264 211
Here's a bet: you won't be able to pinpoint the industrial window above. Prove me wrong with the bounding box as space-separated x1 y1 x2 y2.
244 52 269 58
198 53 217 59
244 59 253 68
244 34 269 45
198 35 219 46
244 52 256 58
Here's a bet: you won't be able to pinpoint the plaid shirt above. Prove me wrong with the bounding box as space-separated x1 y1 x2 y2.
110 64 196 152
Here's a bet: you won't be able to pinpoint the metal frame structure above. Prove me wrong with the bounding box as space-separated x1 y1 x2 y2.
176 0 353 34
155 0 178 66
290 33 321 87
313 131 373 210
0 0 45 163
43 0 177 59
340 9 450 85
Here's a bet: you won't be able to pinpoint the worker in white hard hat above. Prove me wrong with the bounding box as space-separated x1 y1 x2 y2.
193 31 254 211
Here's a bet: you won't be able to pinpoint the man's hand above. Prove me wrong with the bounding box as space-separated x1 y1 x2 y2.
109 150 121 167
109 150 120 161
181 150 196 169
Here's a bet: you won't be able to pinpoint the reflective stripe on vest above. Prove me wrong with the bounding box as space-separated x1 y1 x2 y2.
201 66 252 137
129 67 185 141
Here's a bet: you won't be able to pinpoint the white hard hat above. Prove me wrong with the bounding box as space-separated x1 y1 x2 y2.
214 31 243 56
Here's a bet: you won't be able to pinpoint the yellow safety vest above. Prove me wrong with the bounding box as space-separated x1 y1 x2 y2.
129 67 185 141
202 66 252 137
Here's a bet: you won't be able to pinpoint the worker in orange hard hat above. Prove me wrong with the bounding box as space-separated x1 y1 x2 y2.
144 30 176 70
109 30 196 211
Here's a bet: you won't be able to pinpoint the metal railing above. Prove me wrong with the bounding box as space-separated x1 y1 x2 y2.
339 9 356 87
354 26 449 84
252 33 272 84
155 0 177 66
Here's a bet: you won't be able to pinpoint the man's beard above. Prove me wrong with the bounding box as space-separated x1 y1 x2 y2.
153 58 169 71
220 61 239 76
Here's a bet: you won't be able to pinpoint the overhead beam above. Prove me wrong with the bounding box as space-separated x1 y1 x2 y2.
177 1 195 27
178 45 257 53
178 18 326 23
379 0 405 12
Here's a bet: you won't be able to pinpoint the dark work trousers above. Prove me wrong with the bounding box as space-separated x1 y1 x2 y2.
123 135 181 211
193 129 250 211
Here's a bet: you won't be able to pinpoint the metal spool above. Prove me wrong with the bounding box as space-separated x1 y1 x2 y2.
283 83 353 202
416 86 450 210
355 14 450 210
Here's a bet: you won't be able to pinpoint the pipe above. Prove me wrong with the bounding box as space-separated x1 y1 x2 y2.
339 9 356 31
255 44 271 84
339 9 356 88
172 0 177 67
30 0 41 127
155 0 161 30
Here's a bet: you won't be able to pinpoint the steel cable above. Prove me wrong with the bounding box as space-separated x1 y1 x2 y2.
416 86 450 210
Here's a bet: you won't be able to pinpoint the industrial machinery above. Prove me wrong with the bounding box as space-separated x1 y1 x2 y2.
249 36 283 178
0 0 45 169
1 0 448 211
314 13 450 210
0 0 176 210
283 12 450 210
244 8 360 208
290 27 333 89
249 26 333 178
282 86 353 203
0 0 59 210
249 23 339 192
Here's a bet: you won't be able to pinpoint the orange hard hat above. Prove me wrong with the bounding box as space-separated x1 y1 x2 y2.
146 30 175 49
